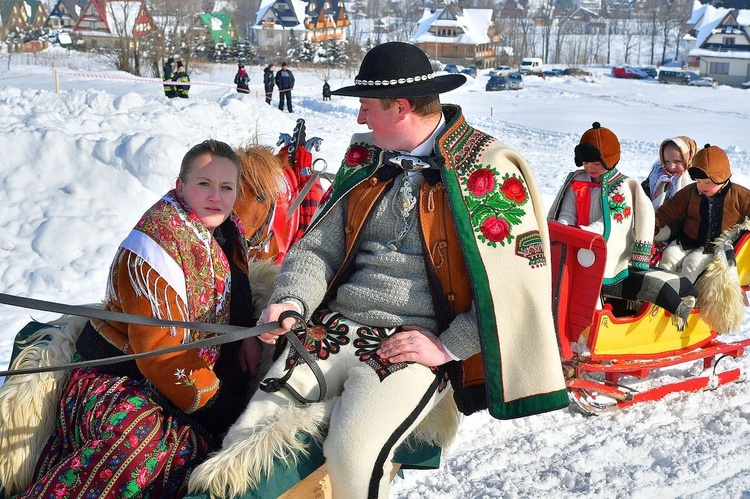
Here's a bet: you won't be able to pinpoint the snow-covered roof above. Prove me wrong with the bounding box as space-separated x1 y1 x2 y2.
411 6 493 45
106 1 139 36
687 3 750 59
253 0 308 30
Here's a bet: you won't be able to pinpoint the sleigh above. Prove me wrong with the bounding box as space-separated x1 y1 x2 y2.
550 221 750 414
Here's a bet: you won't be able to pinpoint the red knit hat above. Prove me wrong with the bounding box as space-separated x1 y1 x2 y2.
574 122 621 169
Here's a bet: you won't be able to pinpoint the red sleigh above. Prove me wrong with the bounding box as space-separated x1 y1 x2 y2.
549 221 750 414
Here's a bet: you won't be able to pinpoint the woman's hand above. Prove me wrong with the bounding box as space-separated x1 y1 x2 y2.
256 302 302 345
237 337 262 376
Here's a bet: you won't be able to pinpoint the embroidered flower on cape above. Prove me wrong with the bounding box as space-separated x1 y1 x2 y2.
608 191 631 223
460 166 529 247
346 144 369 166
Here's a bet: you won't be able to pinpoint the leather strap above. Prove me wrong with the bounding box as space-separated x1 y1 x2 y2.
0 292 277 377
259 309 328 404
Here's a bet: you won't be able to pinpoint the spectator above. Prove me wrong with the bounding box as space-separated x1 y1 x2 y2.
175 61 190 98
162 57 177 98
275 62 295 112
322 79 331 100
263 63 275 105
235 63 250 94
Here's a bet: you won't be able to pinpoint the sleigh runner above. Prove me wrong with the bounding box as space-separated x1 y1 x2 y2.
550 221 750 414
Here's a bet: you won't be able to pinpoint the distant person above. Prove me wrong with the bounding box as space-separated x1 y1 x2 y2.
275 62 294 112
643 136 697 209
235 63 250 94
162 57 177 98
175 60 190 98
322 79 331 100
263 63 275 104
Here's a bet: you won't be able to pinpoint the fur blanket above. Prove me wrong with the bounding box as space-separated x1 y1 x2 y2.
0 312 90 498
695 217 750 333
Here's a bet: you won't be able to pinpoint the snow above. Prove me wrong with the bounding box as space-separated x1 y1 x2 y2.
2 51 750 497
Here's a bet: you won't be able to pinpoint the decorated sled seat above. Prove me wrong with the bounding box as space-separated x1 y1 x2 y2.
549 221 750 413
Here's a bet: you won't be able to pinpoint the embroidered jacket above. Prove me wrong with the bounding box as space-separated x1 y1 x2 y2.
283 105 567 419
655 181 750 250
89 191 249 417
549 168 655 285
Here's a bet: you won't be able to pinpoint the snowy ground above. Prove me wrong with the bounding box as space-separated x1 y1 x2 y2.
2 50 750 498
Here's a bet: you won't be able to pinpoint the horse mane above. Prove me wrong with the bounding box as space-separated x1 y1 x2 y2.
236 142 284 201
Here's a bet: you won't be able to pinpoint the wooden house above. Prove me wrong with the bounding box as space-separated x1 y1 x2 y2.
73 0 156 47
687 3 750 86
45 0 88 31
304 0 349 43
0 0 48 32
412 3 499 68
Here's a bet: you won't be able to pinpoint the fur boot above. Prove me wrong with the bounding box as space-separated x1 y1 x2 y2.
0 312 90 497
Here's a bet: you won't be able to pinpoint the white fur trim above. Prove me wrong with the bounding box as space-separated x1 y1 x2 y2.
188 402 330 498
0 313 91 496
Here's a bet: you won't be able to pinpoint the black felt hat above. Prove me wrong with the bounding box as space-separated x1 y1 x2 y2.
331 42 466 98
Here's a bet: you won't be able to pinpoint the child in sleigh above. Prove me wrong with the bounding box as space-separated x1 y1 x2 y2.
654 144 750 332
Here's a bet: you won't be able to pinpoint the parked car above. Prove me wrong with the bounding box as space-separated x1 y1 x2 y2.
657 69 692 85
489 65 512 77
563 67 592 76
743 80 750 89
442 64 464 74
507 72 524 90
689 77 717 87
637 66 658 78
541 70 560 78
612 65 647 79
486 75 509 91
490 66 513 76
461 65 478 78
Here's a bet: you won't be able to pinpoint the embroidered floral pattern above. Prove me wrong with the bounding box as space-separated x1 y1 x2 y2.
334 143 379 190
27 369 211 498
285 311 351 369
608 191 632 223
353 325 409 381
460 167 529 247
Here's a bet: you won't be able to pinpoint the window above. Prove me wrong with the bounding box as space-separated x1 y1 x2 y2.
723 37 735 46
709 62 729 74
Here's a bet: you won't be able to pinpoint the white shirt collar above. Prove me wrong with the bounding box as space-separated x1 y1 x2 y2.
405 114 446 157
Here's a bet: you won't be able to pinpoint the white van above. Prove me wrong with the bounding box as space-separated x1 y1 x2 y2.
519 58 544 75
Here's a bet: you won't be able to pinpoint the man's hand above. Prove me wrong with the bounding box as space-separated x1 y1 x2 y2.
237 337 262 376
256 302 301 345
376 326 452 367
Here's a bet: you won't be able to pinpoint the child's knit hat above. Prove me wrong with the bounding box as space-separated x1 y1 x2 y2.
575 122 620 169
659 136 697 169
689 144 731 183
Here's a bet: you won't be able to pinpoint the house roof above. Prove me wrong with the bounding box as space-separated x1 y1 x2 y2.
688 4 750 58
412 4 493 44
195 12 235 43
253 0 308 30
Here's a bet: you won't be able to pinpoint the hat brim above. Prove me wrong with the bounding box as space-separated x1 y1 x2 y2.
331 74 467 98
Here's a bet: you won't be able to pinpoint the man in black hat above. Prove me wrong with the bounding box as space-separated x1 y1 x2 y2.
189 42 567 499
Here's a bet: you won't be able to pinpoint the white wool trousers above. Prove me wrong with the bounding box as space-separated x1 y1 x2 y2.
254 310 448 499
659 240 713 283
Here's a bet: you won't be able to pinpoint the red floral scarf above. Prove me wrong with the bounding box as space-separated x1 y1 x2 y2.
134 190 245 332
